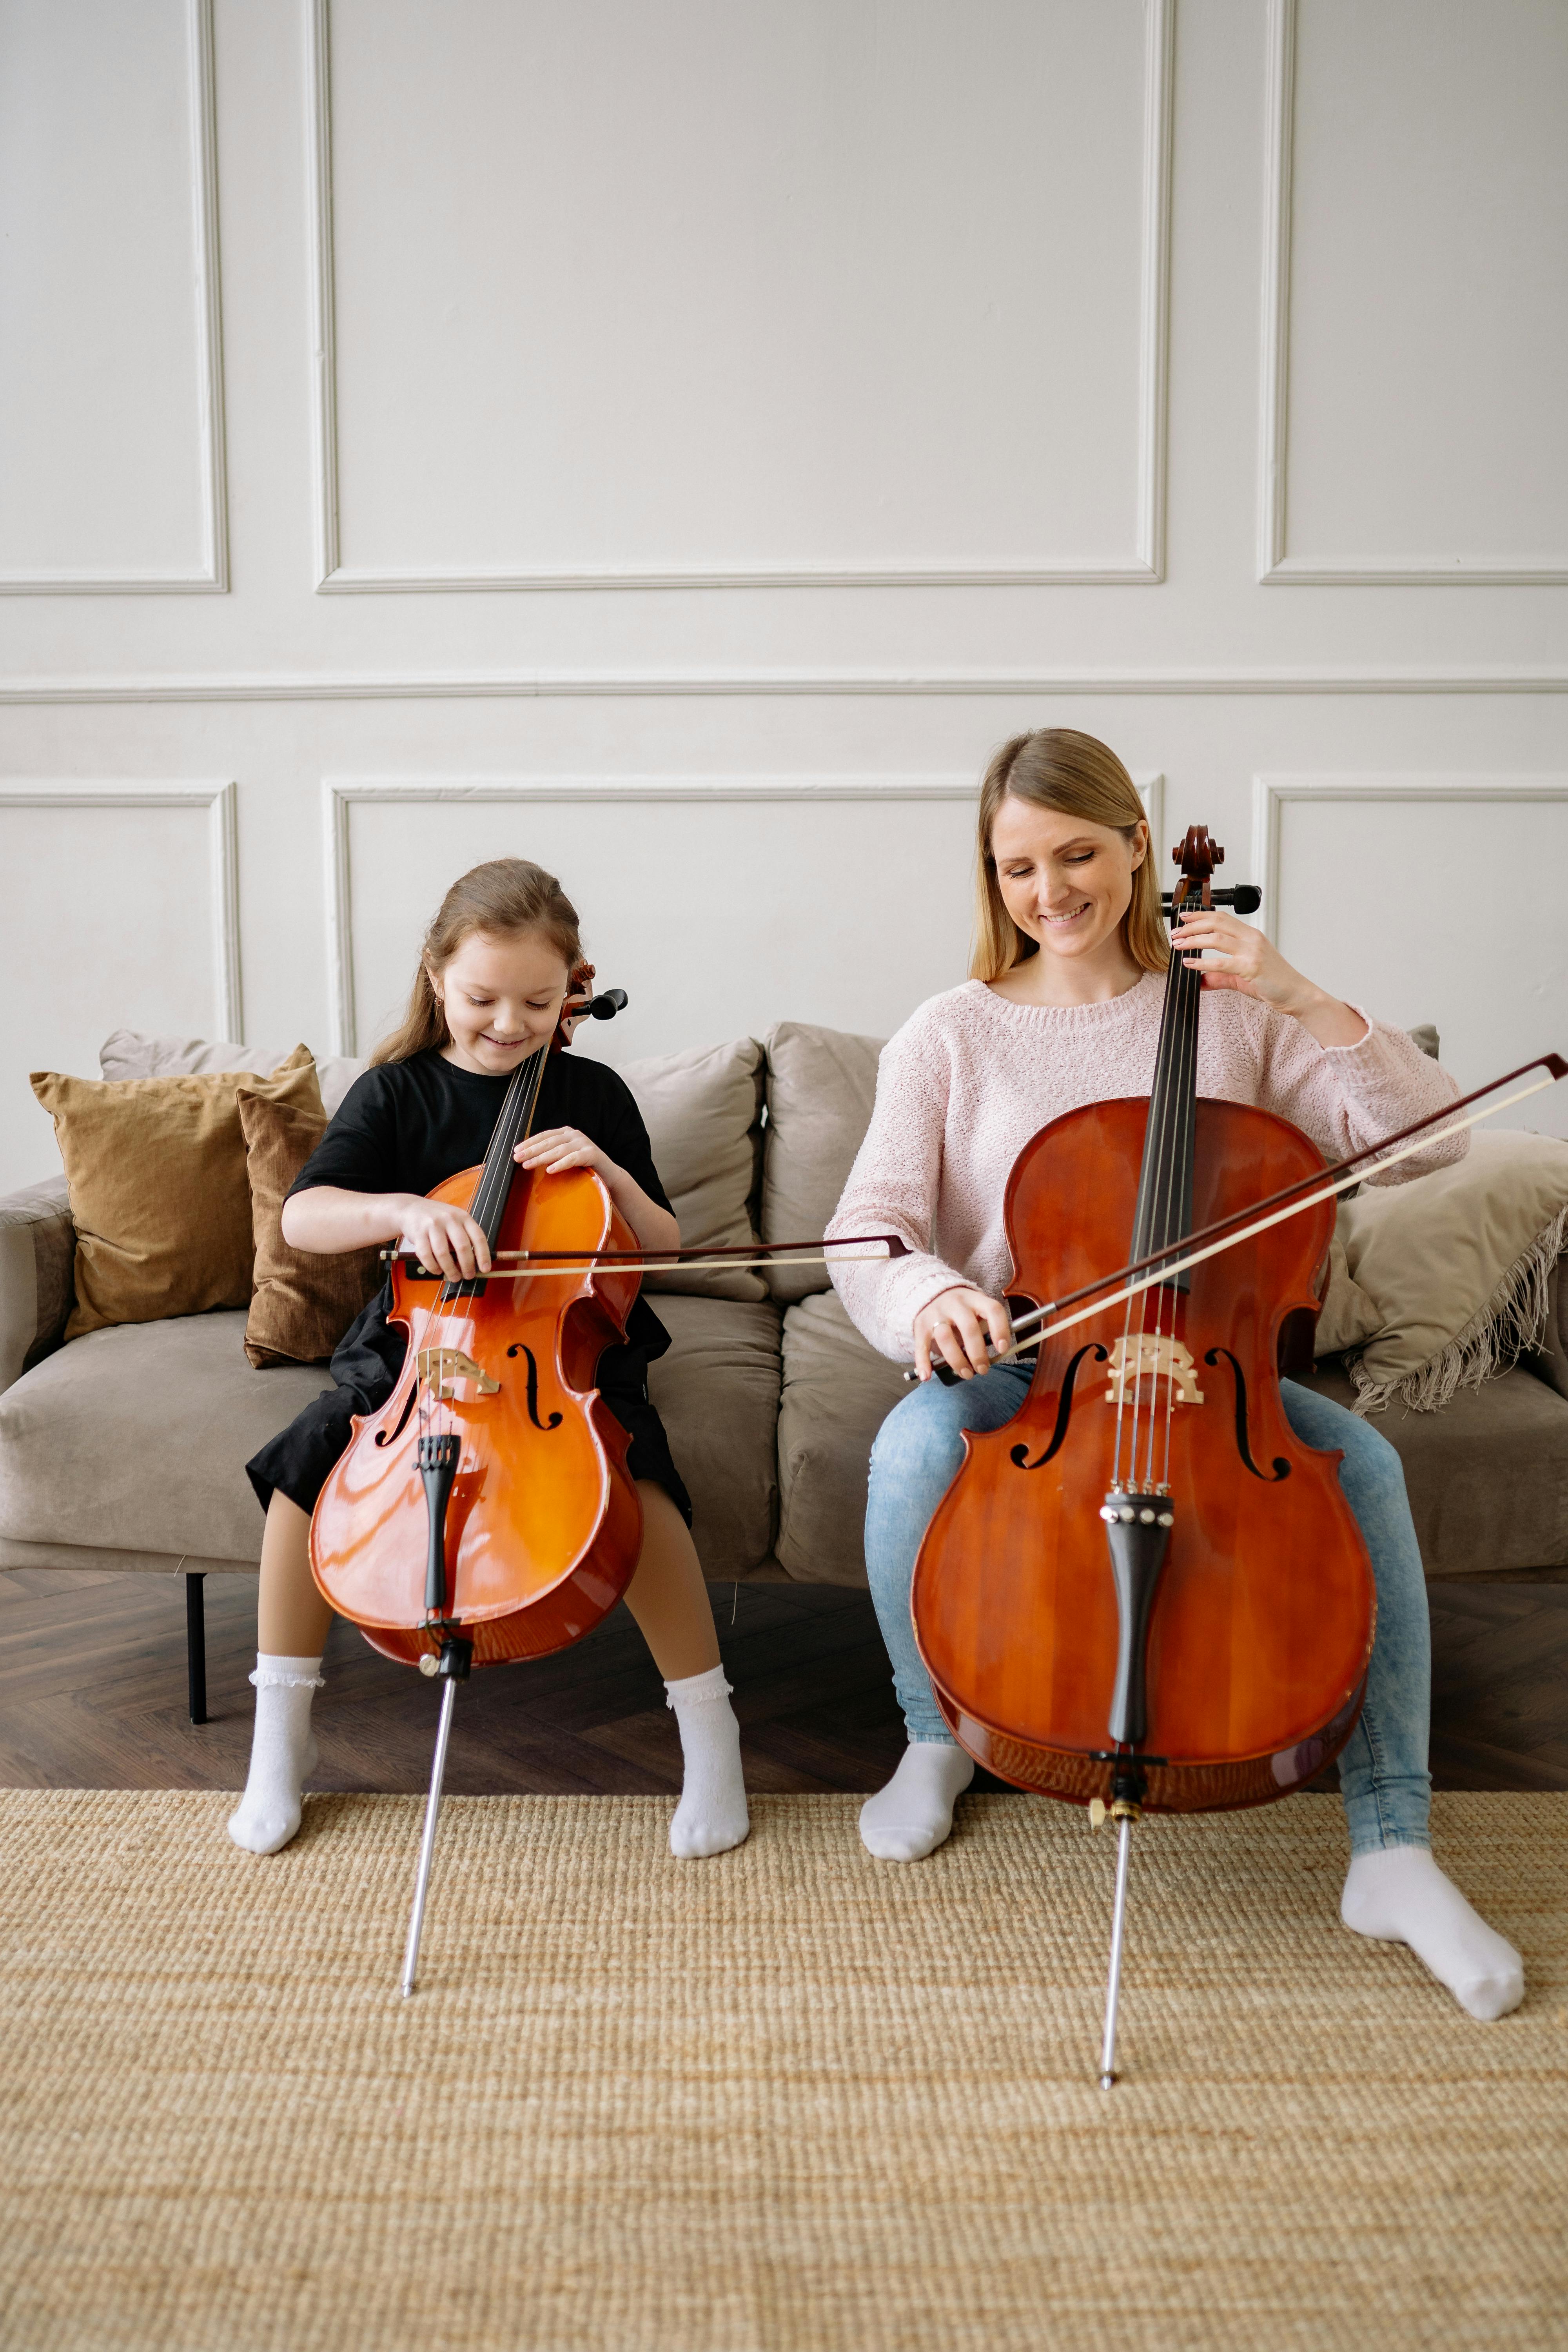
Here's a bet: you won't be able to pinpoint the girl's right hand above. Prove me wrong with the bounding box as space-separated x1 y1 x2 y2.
912 1287 1014 1381
398 1197 493 1281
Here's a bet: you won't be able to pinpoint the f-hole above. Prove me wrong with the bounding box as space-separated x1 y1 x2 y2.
506 1341 564 1432
1203 1347 1290 1482
1010 1344 1110 1471
375 1381 419 1448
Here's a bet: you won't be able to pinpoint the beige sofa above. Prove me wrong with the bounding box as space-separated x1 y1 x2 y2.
4 1022 1566 1722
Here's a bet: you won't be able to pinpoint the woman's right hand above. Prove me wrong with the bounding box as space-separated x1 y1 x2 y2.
912 1287 1014 1381
397 1196 493 1281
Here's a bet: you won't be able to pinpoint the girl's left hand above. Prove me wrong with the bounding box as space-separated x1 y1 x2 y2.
513 1126 616 1181
1170 908 1312 1014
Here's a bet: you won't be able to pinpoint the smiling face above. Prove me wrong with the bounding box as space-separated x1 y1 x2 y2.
988 793 1148 980
431 927 573 1076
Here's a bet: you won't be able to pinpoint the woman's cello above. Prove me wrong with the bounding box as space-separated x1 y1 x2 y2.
910 826 1376 2084
309 973 641 1992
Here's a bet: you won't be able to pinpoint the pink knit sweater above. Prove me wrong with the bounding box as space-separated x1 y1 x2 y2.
827 975 1464 1363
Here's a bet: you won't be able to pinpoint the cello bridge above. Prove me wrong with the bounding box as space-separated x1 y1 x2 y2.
1104 1334 1204 1407
416 1347 500 1403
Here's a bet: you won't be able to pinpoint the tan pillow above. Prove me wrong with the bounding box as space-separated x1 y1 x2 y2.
31 1049 323 1341
99 1027 367 1118
617 1039 766 1302
239 1091 384 1367
760 1024 885 1303
1319 1130 1568 1413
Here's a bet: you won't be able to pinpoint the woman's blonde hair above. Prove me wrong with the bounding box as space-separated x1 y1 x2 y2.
372 858 584 1066
971 728 1168 982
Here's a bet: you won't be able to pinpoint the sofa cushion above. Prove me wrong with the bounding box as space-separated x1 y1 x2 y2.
646 1294 781 1577
0 1312 331 1564
619 1039 766 1302
33 1051 323 1342
761 1024 884 1303
1299 1359 1568 1577
776 1289 908 1584
100 1030 366 1120
238 1091 383 1367
1528 1263 1568 1402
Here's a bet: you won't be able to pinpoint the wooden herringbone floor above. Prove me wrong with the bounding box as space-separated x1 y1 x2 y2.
2 1566 1566 1795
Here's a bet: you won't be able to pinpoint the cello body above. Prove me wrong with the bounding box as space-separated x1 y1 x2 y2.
311 1163 644 1671
912 832 1377 1816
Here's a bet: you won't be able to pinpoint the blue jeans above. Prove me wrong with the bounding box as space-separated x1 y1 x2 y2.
864 1367 1431 1855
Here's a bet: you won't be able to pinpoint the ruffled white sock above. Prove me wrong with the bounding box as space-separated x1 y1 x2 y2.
664 1665 749 1859
1341 1845 1524 2021
227 1655 323 1856
859 1739 975 1862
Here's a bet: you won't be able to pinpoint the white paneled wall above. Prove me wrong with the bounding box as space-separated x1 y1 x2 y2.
2 0 1566 1191
316 0 1168 586
0 0 225 590
0 785 240 1174
1264 0 1568 582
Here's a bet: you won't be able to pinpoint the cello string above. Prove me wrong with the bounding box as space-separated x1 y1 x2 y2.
1158 924 1201 1491
1141 906 1191 1492
1117 902 1176 1488
1121 893 1175 1486
1158 905 1203 1488
1129 880 1190 1491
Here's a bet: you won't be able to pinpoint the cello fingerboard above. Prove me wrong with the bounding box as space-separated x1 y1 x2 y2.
1128 919 1203 1290
439 1044 551 1303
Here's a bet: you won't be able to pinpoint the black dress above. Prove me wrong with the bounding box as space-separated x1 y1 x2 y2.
245 1047 691 1524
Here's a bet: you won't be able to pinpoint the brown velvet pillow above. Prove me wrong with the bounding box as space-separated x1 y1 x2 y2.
31 1049 323 1341
238 1090 385 1368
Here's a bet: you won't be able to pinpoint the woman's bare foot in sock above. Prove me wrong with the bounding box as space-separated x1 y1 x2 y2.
859 1741 974 1861
1341 1846 1524 2020
227 1658 322 1856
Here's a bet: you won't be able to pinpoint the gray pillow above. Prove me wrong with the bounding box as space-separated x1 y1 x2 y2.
100 1029 366 1119
760 1023 884 1302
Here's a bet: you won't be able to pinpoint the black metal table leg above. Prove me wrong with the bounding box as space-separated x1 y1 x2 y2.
185 1572 207 1724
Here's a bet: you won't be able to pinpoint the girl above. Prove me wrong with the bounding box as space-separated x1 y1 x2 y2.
828 730 1524 2023
229 859 749 1863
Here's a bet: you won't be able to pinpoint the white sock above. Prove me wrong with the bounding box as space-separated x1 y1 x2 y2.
227 1655 323 1856
1341 1845 1524 2021
663 1665 749 1859
859 1739 975 1862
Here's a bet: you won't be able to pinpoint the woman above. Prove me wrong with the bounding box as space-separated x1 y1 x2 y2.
828 729 1523 2022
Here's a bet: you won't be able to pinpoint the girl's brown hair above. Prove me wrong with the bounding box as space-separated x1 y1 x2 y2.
971 728 1167 982
372 858 584 1066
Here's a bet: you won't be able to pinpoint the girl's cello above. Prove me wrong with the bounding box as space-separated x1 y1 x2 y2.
910 826 1376 2083
310 973 638 1991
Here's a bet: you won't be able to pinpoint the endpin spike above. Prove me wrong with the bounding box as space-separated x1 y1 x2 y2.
399 1636 472 1998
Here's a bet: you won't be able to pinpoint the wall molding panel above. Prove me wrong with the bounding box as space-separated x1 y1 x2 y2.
1250 771 1568 943
1257 0 1568 588
1 780 241 1034
306 0 1173 593
4 668 1567 708
0 0 229 597
321 773 1162 1052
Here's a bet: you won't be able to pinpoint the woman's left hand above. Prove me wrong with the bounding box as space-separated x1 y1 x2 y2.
513 1126 616 1180
1171 909 1312 1013
1170 908 1368 1047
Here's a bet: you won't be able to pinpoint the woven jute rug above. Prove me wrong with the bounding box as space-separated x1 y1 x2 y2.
1 1789 1564 2352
